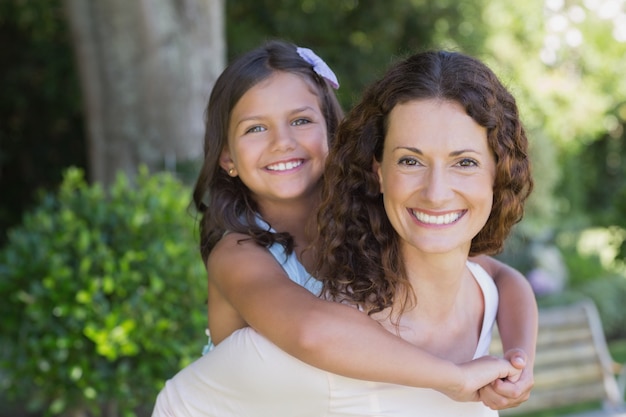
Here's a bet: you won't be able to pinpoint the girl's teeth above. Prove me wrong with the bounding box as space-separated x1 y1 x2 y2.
268 160 302 171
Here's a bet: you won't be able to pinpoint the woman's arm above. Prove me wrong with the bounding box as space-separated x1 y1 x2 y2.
472 255 538 409
207 234 516 401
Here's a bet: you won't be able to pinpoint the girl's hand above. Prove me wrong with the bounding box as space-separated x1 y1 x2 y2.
445 355 522 402
479 348 534 410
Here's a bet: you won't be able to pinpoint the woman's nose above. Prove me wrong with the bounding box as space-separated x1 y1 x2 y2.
422 168 454 204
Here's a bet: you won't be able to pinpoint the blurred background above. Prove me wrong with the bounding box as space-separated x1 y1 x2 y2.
1 0 625 416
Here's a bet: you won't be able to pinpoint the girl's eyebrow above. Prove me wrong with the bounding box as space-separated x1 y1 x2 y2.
234 115 262 127
289 105 317 115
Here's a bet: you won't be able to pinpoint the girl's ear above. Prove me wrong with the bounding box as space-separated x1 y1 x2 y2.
219 147 237 177
372 157 383 193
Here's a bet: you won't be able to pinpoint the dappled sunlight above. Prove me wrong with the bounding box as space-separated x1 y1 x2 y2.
542 0 626 65
577 226 626 274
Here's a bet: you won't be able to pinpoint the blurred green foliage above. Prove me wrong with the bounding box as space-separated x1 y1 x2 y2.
533 228 626 340
535 273 626 341
0 167 205 416
0 0 86 246
227 0 490 110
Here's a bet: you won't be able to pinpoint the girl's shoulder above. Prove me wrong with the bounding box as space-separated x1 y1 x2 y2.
209 231 267 264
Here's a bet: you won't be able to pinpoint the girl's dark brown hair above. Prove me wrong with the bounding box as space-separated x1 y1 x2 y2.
314 50 533 315
192 40 343 262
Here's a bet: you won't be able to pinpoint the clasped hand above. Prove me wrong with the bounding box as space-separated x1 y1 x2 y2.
449 348 533 410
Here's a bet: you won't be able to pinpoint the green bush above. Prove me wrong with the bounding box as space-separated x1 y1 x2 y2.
0 167 206 417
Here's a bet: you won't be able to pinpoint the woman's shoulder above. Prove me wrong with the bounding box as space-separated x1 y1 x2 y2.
466 260 498 300
466 259 491 279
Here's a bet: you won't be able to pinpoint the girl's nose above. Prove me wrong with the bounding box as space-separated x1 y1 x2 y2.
270 125 296 151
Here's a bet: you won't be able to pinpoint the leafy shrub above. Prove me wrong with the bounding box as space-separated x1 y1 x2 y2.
0 167 206 417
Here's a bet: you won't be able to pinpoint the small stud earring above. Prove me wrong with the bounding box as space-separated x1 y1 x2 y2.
228 168 235 176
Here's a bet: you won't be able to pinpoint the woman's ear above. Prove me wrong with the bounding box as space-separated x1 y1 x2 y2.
219 148 237 177
372 157 383 193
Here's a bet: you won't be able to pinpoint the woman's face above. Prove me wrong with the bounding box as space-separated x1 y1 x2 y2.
373 99 496 258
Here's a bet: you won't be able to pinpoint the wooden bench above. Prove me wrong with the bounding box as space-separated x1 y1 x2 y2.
491 299 626 417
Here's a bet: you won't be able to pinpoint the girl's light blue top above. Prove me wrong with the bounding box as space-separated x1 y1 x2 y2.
202 218 322 354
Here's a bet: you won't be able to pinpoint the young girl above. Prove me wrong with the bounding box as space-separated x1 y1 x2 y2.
153 41 536 415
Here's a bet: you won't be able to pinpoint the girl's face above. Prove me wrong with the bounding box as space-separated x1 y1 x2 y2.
221 71 329 208
373 99 496 258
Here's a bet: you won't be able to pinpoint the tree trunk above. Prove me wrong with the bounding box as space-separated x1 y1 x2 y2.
64 0 225 186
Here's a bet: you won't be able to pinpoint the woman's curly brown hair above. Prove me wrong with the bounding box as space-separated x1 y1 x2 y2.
314 50 533 316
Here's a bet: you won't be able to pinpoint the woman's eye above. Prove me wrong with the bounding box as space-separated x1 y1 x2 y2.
292 118 311 126
245 125 266 134
457 158 478 167
398 157 420 166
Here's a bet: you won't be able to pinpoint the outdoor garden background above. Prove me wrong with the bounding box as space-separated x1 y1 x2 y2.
1 1 625 416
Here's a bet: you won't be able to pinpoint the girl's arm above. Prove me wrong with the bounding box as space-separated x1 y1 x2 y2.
208 233 516 402
472 255 538 409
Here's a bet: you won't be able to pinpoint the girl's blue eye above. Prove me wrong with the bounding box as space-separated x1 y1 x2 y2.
245 125 266 134
292 118 311 126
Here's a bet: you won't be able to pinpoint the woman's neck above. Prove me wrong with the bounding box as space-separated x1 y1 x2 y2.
400 247 471 314
381 249 484 362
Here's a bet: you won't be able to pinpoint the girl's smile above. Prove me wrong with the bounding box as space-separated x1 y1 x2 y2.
265 158 304 172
